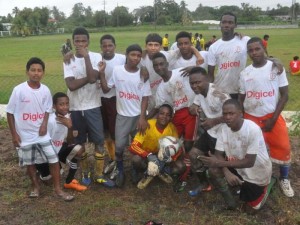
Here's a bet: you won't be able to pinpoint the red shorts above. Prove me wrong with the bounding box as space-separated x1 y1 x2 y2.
101 96 117 140
244 113 291 164
172 107 197 141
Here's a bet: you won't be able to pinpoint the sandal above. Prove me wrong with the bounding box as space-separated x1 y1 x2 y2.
29 191 39 198
56 192 74 202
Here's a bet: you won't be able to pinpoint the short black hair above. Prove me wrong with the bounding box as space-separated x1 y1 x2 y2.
100 34 116 45
152 52 167 61
220 12 237 24
126 44 142 54
294 56 299 60
53 92 68 105
247 37 264 48
159 103 174 117
26 57 45 71
223 99 242 111
176 31 191 41
145 33 162 45
189 67 208 76
72 27 89 40
263 34 269 39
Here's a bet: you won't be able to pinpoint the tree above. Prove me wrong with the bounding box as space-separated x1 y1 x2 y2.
94 10 109 27
69 3 86 26
132 6 154 24
110 6 133 27
51 6 66 22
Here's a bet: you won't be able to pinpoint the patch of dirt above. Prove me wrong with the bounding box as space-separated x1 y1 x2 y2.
0 127 300 225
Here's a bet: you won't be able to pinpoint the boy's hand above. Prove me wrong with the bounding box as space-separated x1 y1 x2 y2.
140 66 149 82
98 61 106 73
56 114 72 129
137 117 149 135
12 133 21 147
76 46 89 58
39 124 47 136
63 51 75 65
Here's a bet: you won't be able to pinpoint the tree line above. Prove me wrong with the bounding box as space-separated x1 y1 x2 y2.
0 1 299 35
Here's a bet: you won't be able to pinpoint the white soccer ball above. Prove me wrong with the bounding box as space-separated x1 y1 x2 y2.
158 136 181 163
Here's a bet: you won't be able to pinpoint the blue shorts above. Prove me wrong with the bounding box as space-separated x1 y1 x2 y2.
71 107 104 145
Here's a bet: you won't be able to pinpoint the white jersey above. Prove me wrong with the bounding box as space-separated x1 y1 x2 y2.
216 119 272 186
100 53 126 98
108 65 152 117
156 68 195 111
6 82 52 146
48 113 68 154
170 42 178 51
63 51 102 111
239 60 288 117
193 83 230 138
168 51 208 71
208 36 250 94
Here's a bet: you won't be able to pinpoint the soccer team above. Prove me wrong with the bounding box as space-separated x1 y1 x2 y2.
7 12 294 210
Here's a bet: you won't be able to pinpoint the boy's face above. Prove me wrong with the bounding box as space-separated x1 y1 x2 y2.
189 73 208 96
220 15 236 36
222 104 242 130
247 42 265 65
157 106 172 127
126 51 142 67
177 37 192 56
73 34 89 55
101 39 115 59
26 63 44 83
152 57 168 77
146 42 161 58
53 97 69 116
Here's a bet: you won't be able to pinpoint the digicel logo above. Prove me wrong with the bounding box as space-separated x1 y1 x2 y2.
119 91 140 101
52 140 64 147
174 95 188 107
220 61 240 70
23 113 45 121
246 89 275 99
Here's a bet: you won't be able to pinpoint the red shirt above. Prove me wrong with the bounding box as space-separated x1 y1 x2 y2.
289 60 300 73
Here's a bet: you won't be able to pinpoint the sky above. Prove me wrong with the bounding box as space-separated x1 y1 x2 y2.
0 0 294 17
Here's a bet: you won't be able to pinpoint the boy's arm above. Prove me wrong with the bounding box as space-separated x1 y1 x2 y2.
207 65 215 82
84 54 99 84
7 113 21 147
129 139 149 158
137 96 149 135
65 77 89 92
39 112 49 136
56 114 74 144
98 61 112 93
190 46 204 65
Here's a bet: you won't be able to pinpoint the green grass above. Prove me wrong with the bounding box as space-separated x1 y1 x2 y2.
1 29 300 109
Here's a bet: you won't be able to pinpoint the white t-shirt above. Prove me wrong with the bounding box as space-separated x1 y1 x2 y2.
170 42 178 51
156 68 195 111
193 83 230 138
216 119 272 186
6 82 52 146
48 112 68 154
168 51 208 71
63 51 102 111
108 65 152 117
239 60 289 117
100 53 126 98
208 36 250 94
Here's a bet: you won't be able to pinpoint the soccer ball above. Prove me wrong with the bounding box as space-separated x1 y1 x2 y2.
158 136 181 163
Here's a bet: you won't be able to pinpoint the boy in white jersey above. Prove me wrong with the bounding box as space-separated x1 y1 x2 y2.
199 100 273 210
149 52 197 192
63 27 114 187
239 37 294 197
7 57 74 201
35 92 87 192
98 44 151 187
187 67 230 196
99 34 126 179
207 12 250 99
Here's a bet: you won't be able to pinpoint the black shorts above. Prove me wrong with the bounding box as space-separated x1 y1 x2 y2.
194 130 216 154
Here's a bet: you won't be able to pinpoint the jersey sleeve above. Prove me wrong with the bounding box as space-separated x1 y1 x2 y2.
207 47 217 66
142 80 152 97
129 135 149 158
63 62 74 79
107 67 117 89
239 70 246 94
215 126 225 152
6 87 17 114
277 68 289 87
90 52 102 71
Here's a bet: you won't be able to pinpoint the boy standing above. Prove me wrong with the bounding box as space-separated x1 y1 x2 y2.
7 57 74 201
239 37 294 197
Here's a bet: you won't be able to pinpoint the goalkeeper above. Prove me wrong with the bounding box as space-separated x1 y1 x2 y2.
129 104 185 189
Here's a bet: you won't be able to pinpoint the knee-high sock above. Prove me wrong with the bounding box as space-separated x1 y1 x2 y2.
81 152 89 177
279 164 290 179
180 154 191 181
94 152 105 178
105 139 115 161
66 158 78 184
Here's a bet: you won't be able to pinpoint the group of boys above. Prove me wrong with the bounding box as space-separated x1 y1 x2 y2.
7 12 294 210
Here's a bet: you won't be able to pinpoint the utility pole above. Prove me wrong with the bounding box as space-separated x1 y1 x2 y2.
292 0 296 24
154 0 156 30
103 0 106 29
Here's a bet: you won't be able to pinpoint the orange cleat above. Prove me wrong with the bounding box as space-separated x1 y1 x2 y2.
64 179 87 191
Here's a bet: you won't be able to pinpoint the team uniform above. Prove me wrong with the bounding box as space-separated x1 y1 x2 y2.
6 82 56 166
108 65 152 161
193 83 230 152
162 37 169 51
208 36 250 96
289 59 300 76
239 60 290 164
156 68 197 141
168 51 208 71
216 120 272 208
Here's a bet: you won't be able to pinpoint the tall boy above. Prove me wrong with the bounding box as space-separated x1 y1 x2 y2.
7 57 74 201
99 44 151 187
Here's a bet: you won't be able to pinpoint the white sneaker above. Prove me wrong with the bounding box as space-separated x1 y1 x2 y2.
279 179 294 197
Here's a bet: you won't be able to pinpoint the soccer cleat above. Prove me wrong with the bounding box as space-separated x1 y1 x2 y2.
64 179 87 191
110 166 118 180
279 179 294 197
158 172 173 184
81 172 92 186
115 171 125 187
137 175 154 189
173 180 187 193
95 175 115 188
104 160 116 174
188 184 212 197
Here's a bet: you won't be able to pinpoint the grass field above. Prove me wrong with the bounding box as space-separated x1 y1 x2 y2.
0 28 300 109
